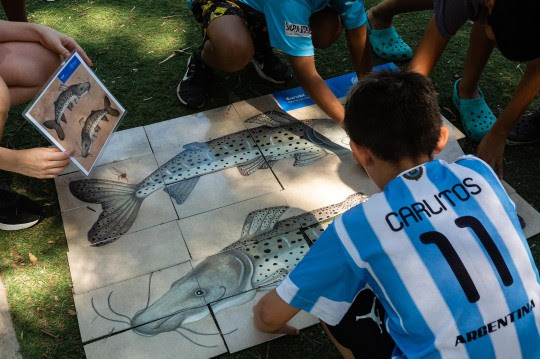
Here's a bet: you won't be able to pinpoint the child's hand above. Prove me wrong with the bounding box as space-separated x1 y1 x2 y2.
35 24 93 67
10 147 73 179
269 324 299 336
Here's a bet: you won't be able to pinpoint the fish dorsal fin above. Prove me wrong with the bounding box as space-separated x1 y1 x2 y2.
163 177 199 205
79 117 85 127
259 159 277 169
293 148 327 166
304 126 349 155
182 142 206 151
240 206 289 239
58 84 68 91
245 110 298 127
237 156 266 176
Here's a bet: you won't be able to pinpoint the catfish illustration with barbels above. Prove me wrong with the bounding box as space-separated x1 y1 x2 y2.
79 96 120 158
69 110 351 245
91 193 368 345
43 82 91 140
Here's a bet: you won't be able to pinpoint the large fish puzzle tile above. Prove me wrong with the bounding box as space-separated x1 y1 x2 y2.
211 289 319 353
153 147 282 219
57 153 178 249
68 221 190 294
178 192 290 261
144 104 243 153
84 309 226 359
510 192 540 239
61 127 153 175
277 153 378 217
75 262 205 342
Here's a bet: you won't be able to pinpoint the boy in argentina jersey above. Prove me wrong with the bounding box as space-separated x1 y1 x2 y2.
178 0 370 124
252 71 540 359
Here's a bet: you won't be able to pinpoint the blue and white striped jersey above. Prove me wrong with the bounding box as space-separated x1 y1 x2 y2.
277 156 540 359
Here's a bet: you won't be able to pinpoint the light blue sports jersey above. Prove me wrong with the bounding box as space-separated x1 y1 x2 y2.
277 156 540 359
236 0 366 56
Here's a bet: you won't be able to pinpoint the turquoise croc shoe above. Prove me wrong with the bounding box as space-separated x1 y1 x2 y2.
366 11 412 61
452 79 496 142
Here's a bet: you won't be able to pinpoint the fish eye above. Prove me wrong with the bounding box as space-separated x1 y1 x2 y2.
194 289 205 296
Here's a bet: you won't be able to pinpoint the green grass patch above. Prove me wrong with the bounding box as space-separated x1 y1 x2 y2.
0 0 538 357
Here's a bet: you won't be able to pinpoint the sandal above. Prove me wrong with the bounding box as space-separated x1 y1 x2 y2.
452 79 496 142
365 10 412 61
506 108 540 145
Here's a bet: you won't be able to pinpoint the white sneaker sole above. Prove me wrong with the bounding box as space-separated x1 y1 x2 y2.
0 219 39 231
251 59 286 84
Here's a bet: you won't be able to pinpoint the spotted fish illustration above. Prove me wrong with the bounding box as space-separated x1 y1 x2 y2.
91 193 368 343
69 110 350 245
79 96 120 158
43 82 91 140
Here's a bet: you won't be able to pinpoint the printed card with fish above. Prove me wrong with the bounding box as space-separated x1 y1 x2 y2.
23 52 126 175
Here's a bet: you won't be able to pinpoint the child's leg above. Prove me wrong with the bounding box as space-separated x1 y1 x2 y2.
202 14 254 72
309 7 342 49
458 22 495 99
321 290 395 359
320 322 355 359
368 0 433 29
0 41 60 105
1 0 27 22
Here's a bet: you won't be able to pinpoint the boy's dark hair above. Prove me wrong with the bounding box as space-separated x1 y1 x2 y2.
488 0 540 62
344 71 442 163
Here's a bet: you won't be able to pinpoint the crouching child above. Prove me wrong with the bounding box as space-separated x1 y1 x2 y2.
252 70 540 359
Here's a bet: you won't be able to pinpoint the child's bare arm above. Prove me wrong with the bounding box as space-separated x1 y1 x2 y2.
252 289 300 335
408 16 449 76
290 55 345 123
477 58 540 178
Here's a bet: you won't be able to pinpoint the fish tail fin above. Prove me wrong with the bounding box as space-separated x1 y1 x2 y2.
43 120 65 140
69 179 142 245
104 96 120 117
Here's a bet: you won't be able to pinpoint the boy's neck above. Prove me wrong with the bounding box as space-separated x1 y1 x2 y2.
374 155 433 189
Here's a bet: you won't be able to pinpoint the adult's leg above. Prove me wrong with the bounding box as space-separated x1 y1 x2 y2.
0 41 60 105
458 22 495 99
202 15 254 72
368 0 433 30
1 0 27 22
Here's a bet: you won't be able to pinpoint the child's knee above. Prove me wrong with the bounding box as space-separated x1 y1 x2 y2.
310 7 342 49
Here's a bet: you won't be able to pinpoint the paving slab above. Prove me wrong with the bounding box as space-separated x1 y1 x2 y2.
62 126 153 175
212 289 319 353
154 146 282 220
84 309 227 359
75 262 203 342
178 192 290 261
68 221 190 294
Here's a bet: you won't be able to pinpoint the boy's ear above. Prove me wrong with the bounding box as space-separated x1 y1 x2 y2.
433 125 450 155
350 140 371 167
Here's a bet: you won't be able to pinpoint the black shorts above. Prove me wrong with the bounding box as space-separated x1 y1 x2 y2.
325 289 396 359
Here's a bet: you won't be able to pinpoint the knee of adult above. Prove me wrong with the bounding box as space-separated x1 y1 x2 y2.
310 8 343 49
35 45 62 85
220 41 254 72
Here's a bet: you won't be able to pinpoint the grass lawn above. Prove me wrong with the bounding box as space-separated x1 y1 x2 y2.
0 0 538 357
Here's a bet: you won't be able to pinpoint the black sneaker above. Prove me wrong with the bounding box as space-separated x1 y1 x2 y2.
0 188 42 231
507 108 540 145
177 47 214 108
251 50 291 84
